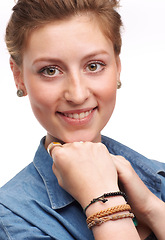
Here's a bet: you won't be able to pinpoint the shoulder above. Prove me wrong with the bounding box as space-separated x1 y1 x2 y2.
0 162 54 239
0 162 41 193
0 161 48 210
102 135 165 170
102 135 165 201
0 163 40 239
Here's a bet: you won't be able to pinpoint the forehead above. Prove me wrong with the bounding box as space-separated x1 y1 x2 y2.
23 14 114 63
27 14 108 40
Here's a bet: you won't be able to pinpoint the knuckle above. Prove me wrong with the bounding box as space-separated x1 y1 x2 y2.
115 155 133 170
123 158 132 168
52 147 59 156
52 147 63 161
72 142 82 148
96 142 106 149
117 155 131 164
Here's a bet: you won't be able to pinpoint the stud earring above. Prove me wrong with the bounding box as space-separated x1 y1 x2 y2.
17 89 24 97
117 81 122 89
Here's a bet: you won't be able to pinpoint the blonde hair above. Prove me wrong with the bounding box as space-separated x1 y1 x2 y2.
6 0 123 66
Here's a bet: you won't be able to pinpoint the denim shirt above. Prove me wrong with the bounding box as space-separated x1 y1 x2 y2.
0 135 165 240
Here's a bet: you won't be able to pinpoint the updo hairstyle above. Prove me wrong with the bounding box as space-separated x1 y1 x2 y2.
5 0 123 66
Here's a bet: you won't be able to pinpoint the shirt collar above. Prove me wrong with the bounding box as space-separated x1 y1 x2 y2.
33 137 74 210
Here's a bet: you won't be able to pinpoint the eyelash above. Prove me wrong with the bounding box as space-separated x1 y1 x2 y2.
85 61 106 74
38 61 106 78
38 66 62 78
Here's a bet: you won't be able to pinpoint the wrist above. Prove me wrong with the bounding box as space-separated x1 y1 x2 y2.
85 195 127 218
144 194 164 226
79 185 120 208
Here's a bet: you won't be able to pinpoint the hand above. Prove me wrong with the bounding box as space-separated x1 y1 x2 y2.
51 142 119 209
51 143 141 240
112 155 161 225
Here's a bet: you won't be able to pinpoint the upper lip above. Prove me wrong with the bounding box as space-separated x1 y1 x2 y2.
57 107 97 114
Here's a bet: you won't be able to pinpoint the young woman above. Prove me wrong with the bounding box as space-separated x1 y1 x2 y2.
0 0 165 239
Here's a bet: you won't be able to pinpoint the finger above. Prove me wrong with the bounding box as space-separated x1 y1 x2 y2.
52 162 63 186
47 142 63 157
112 155 152 206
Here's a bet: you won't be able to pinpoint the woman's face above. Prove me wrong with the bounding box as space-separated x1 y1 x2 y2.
17 15 121 144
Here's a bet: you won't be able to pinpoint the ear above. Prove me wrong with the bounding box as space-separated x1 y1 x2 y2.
10 58 27 96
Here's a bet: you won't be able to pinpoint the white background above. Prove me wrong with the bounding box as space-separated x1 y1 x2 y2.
0 0 165 187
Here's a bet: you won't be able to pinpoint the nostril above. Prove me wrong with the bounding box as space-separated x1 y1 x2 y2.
64 88 90 104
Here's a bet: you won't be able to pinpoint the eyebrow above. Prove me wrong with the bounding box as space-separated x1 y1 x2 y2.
83 50 110 61
33 58 63 66
32 50 109 65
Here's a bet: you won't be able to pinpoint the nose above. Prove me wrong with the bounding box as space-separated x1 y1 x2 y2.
64 73 90 105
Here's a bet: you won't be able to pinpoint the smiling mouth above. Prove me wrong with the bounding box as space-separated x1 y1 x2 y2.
58 107 97 120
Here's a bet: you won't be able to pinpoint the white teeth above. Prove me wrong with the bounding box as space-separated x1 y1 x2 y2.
73 113 79 119
68 113 73 118
85 111 89 117
80 112 85 119
64 110 92 120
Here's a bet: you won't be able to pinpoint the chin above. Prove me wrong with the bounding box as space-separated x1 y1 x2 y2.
60 131 101 143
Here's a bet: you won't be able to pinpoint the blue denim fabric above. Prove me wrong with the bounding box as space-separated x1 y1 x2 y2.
0 135 165 240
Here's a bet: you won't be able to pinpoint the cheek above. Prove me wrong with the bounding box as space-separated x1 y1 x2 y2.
98 80 117 106
24 79 58 120
28 91 53 127
26 86 60 132
28 87 52 113
94 66 118 106
98 81 117 125
24 73 58 109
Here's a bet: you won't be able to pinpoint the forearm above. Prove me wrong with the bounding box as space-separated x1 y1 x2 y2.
113 156 165 239
146 196 165 240
92 217 140 240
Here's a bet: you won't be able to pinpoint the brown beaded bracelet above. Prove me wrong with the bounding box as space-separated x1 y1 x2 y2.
84 191 128 212
86 204 131 224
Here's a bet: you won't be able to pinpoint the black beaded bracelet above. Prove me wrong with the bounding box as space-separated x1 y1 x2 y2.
84 191 128 213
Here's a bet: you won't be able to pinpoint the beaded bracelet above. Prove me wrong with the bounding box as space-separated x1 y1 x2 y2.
84 191 128 212
86 204 131 224
88 212 135 229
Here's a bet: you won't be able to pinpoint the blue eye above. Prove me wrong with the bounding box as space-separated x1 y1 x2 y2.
86 62 106 73
39 66 61 77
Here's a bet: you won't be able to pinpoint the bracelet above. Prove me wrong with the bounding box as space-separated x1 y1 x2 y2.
86 204 131 224
84 191 128 212
88 212 134 229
